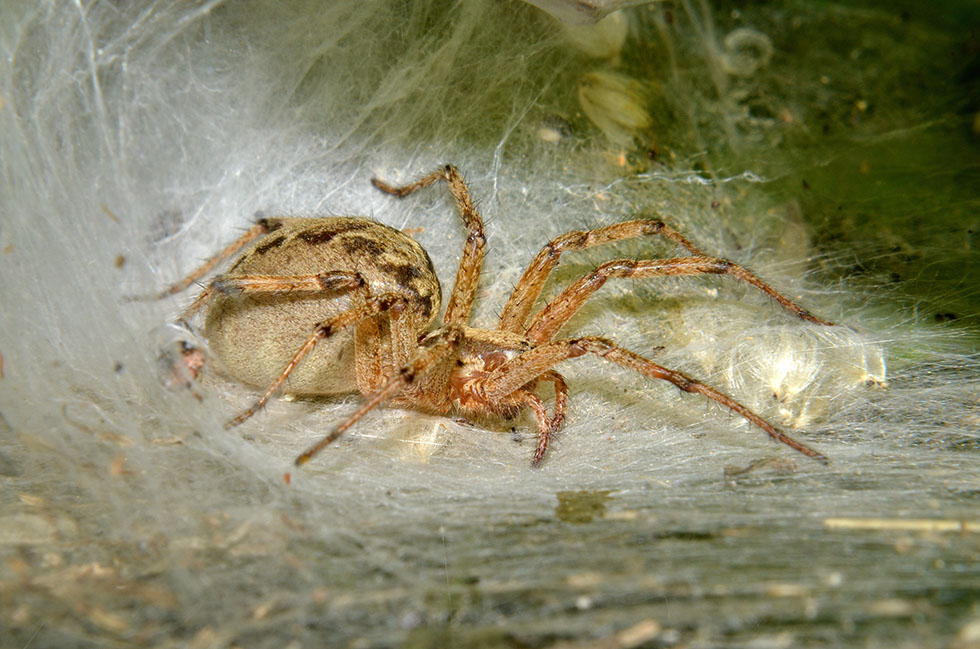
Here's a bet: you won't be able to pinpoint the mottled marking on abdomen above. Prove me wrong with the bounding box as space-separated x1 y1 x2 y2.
236 218 440 321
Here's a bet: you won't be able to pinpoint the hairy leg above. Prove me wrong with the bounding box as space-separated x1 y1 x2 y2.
524 256 832 344
225 292 413 428
499 219 832 336
180 270 363 321
153 217 286 299
479 335 827 463
295 326 465 466
539 370 569 434
519 390 552 467
373 165 486 326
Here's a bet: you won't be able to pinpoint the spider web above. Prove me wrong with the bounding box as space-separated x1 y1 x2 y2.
1 1 978 647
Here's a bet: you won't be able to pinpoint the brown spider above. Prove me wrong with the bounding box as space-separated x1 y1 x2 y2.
162 165 834 467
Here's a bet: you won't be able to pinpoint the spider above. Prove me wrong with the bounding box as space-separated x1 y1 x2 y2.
162 165 834 467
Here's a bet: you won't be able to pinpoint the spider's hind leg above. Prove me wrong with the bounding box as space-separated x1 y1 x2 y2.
225 291 413 428
149 218 287 302
180 270 364 323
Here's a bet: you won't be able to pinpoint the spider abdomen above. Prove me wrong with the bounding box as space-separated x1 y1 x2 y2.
204 217 441 395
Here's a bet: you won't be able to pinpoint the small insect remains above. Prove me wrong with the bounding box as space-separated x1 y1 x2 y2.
162 165 834 467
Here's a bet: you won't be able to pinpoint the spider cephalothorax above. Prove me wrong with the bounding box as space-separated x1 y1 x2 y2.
163 165 833 467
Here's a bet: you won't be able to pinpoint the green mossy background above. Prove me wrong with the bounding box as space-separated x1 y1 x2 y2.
743 0 980 328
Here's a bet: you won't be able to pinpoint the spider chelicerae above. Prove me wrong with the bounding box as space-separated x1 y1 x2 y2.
162 165 834 467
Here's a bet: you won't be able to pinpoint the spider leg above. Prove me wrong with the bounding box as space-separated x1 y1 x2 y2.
180 270 363 322
518 390 552 467
225 292 414 428
525 256 832 345
184 266 418 398
510 371 568 468
499 219 832 334
149 217 287 300
373 165 486 326
539 370 569 433
480 336 828 464
295 326 465 466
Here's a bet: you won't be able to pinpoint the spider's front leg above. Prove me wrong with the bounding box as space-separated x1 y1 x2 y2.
525 256 832 345
498 219 833 341
478 336 828 466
